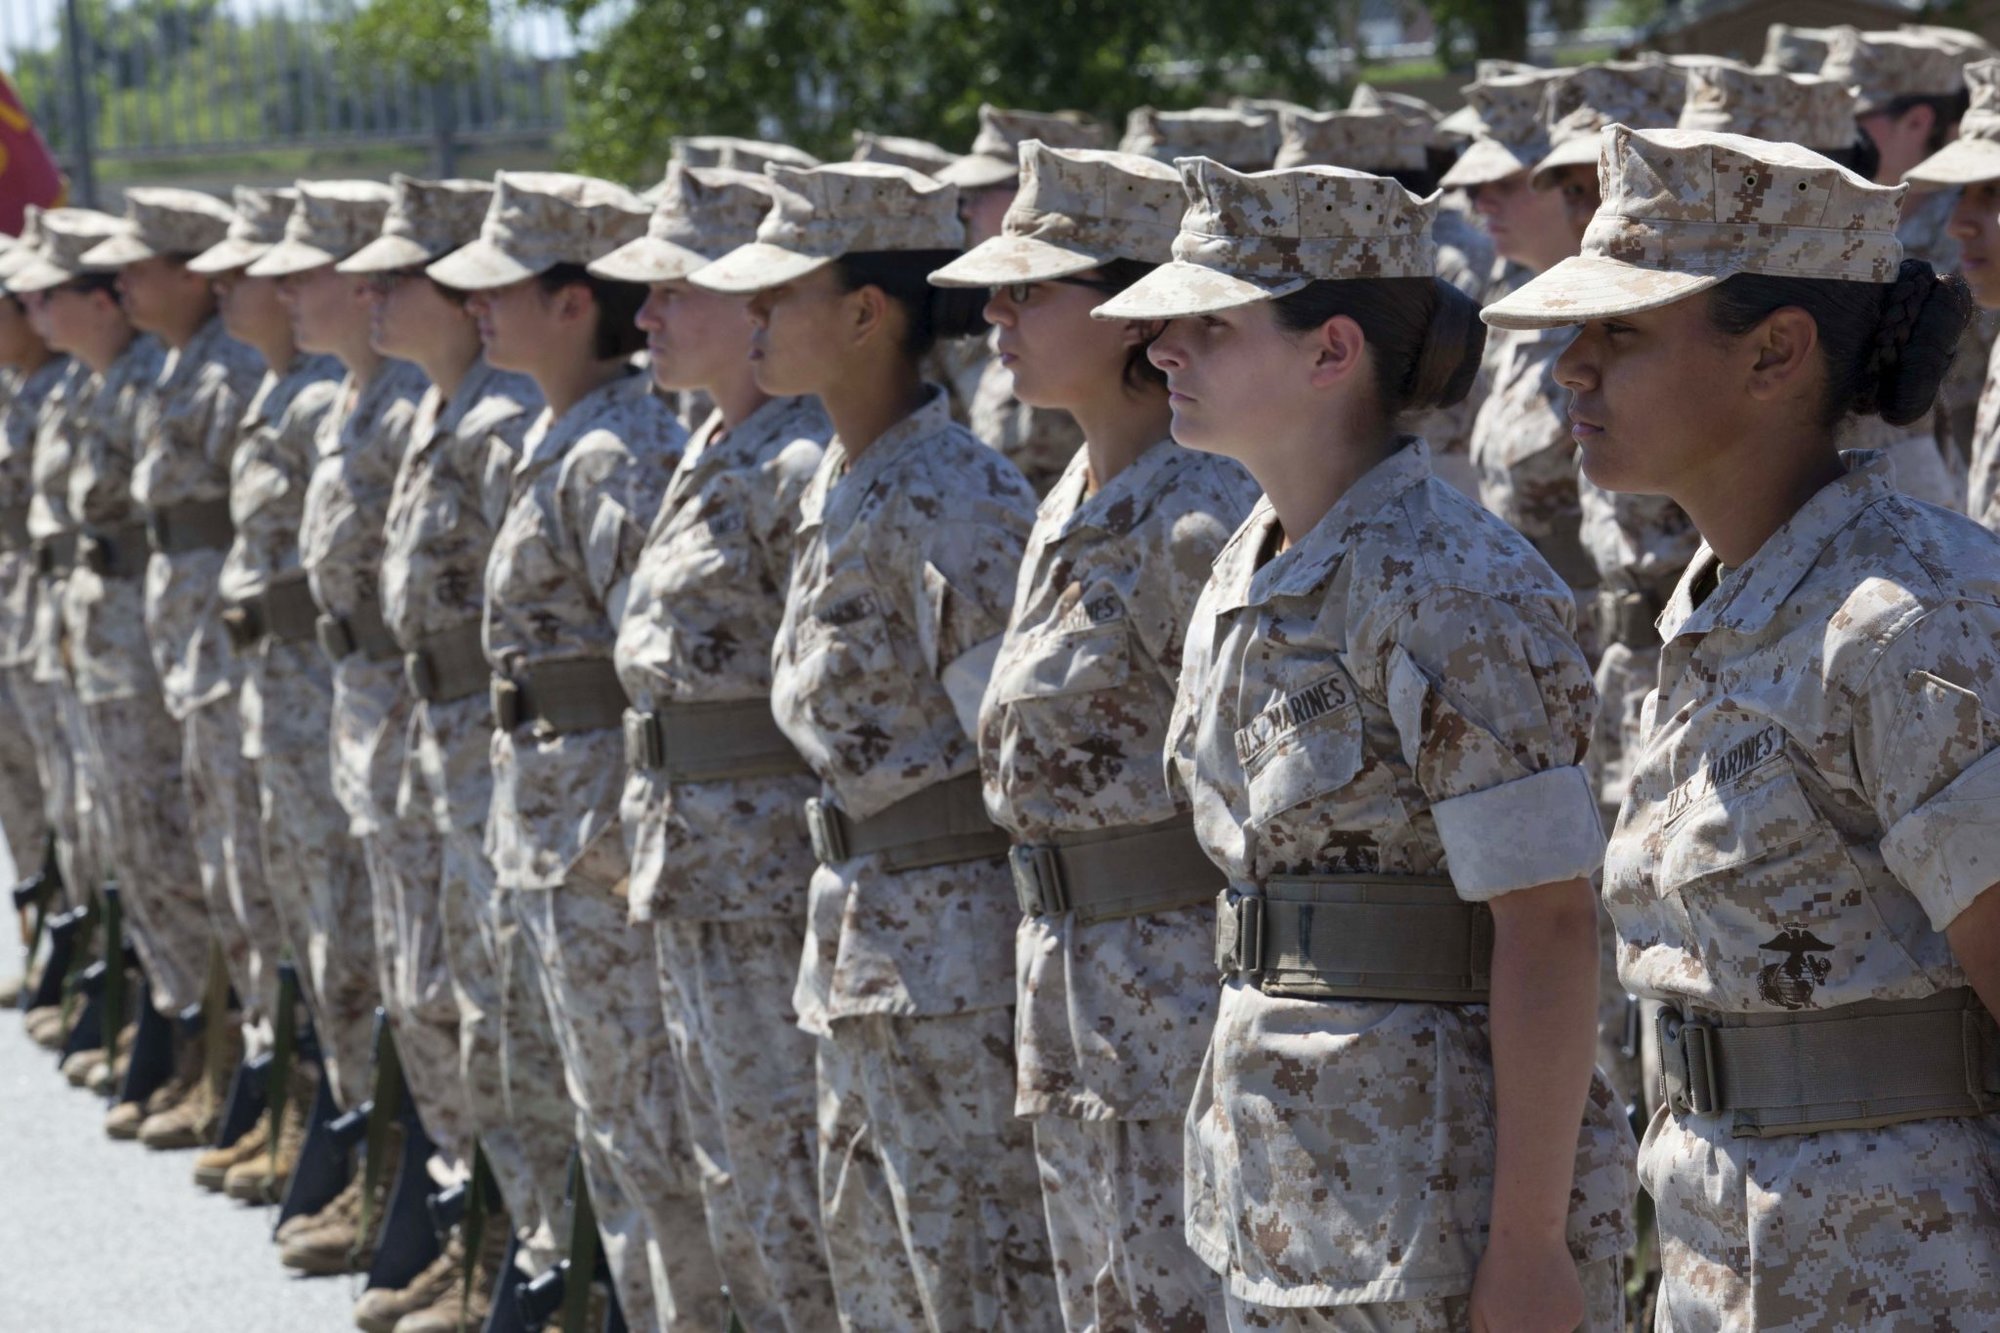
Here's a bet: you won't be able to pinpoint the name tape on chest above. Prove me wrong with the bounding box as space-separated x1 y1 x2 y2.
1664 723 1783 823
1235 670 1355 765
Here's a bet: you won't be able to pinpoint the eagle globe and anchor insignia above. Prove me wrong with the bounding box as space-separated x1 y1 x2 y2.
1758 925 1834 1009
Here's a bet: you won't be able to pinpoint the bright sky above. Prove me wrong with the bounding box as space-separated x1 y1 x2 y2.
0 0 584 60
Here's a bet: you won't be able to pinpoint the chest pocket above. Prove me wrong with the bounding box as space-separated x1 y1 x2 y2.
993 623 1133 703
1657 746 1825 890
1241 675 1368 832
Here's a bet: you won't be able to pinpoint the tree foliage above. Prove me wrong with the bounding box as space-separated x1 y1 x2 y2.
545 0 1352 181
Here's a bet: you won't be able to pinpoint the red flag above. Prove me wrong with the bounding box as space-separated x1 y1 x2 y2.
0 70 66 236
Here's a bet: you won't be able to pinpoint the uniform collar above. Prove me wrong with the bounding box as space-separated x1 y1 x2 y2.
828 382 953 496
519 367 643 476
1223 436 1431 612
1043 435 1182 542
1662 450 1891 642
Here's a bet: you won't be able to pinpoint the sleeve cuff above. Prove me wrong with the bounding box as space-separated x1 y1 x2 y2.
1881 743 2000 933
1432 764 1605 901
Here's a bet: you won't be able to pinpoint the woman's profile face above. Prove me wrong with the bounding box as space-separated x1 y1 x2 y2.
744 265 854 399
1554 294 1747 499
982 274 1146 412
1146 301 1320 462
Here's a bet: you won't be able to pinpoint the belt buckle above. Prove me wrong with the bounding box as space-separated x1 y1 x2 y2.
804 797 848 865
404 650 436 701
490 677 522 732
315 614 356 663
1008 844 1067 917
1214 888 1262 978
623 710 664 772
80 535 110 577
1657 1007 1720 1116
32 541 52 576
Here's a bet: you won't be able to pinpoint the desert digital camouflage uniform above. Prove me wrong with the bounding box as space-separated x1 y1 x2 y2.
0 352 65 881
429 170 725 1331
1600 455 2000 1331
771 387 1051 1332
215 345 367 1103
691 160 1060 1332
1971 338 2000 526
1485 123 2000 1333
378 347 576 1247
613 388 836 1332
22 354 104 911
982 440 1256 1333
1166 444 1634 1328
1089 158 1634 1330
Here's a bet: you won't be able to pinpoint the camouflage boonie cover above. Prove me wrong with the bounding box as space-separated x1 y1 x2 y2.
981 441 1256 1122
426 172 649 291
936 104 1108 189
4 207 123 293
692 163 964 294
1819 25 1978 112
1434 71 1561 190
1119 106 1280 171
614 393 828 924
133 316 266 718
187 185 296 275
0 356 68 668
670 135 820 174
1678 63 1858 149
850 130 955 175
929 143 1182 287
245 179 395 276
62 334 167 705
1272 106 1429 173
1605 453 2000 1326
1760 23 1835 75
484 371 683 891
770 387 1035 1030
338 173 494 273
1094 159 1438 321
81 186 234 267
1530 60 1686 183
1167 439 1632 1304
590 164 775 285
1485 126 1908 330
1907 57 2000 185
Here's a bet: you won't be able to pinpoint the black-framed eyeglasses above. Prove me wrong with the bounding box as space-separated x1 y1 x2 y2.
1000 275 1124 304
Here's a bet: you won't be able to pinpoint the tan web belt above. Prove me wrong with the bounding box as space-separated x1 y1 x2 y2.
1010 817 1221 924
221 575 319 650
32 531 76 576
80 521 151 579
404 623 488 703
316 597 400 664
146 497 234 555
0 503 31 552
490 656 628 736
1658 989 2000 1137
804 772 1012 872
623 700 809 783
1215 875 1493 1003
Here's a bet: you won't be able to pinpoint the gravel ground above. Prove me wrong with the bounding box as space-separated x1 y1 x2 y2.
0 991 363 1333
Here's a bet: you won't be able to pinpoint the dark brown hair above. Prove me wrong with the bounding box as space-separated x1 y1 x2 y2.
1270 275 1486 417
535 262 647 360
1705 259 1974 428
833 250 988 358
1094 256 1169 393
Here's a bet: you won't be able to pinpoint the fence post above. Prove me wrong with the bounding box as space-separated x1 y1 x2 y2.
59 0 96 207
430 82 457 178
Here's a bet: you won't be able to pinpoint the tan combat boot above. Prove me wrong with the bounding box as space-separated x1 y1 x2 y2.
103 1097 148 1139
279 1169 374 1275
61 1046 104 1087
140 1072 220 1150
351 1231 465 1333
86 1021 139 1095
193 1118 269 1192
224 1066 315 1203
392 1218 513 1333
26 1005 67 1048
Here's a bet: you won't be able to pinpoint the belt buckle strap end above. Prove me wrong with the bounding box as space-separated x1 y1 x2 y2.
804 797 848 865
624 710 665 772
404 650 435 701
1009 843 1068 918
315 615 355 664
1215 888 1263 978
1659 1008 1720 1116
490 677 522 733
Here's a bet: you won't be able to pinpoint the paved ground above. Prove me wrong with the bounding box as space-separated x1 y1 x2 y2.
0 986 362 1333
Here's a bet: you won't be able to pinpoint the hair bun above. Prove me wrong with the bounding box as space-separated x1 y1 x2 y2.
1860 259 1972 427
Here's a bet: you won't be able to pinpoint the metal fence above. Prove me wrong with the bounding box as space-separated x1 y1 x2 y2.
0 0 581 204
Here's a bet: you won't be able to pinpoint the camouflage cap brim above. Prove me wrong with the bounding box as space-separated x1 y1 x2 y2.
1435 104 1484 139
77 231 158 267
1090 258 1300 320
1438 137 1532 189
1905 137 2000 187
245 237 340 278
934 154 1019 190
1480 252 1723 329
0 247 34 281
1529 135 1603 189
686 240 833 295
587 234 713 283
5 256 83 294
423 237 542 291
337 234 438 274
928 232 1099 287
185 237 273 275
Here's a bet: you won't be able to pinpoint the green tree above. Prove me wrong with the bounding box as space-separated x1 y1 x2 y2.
543 0 1344 181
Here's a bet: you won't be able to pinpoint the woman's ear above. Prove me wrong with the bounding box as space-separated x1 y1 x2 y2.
1306 313 1368 392
1744 306 1819 403
846 283 892 349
